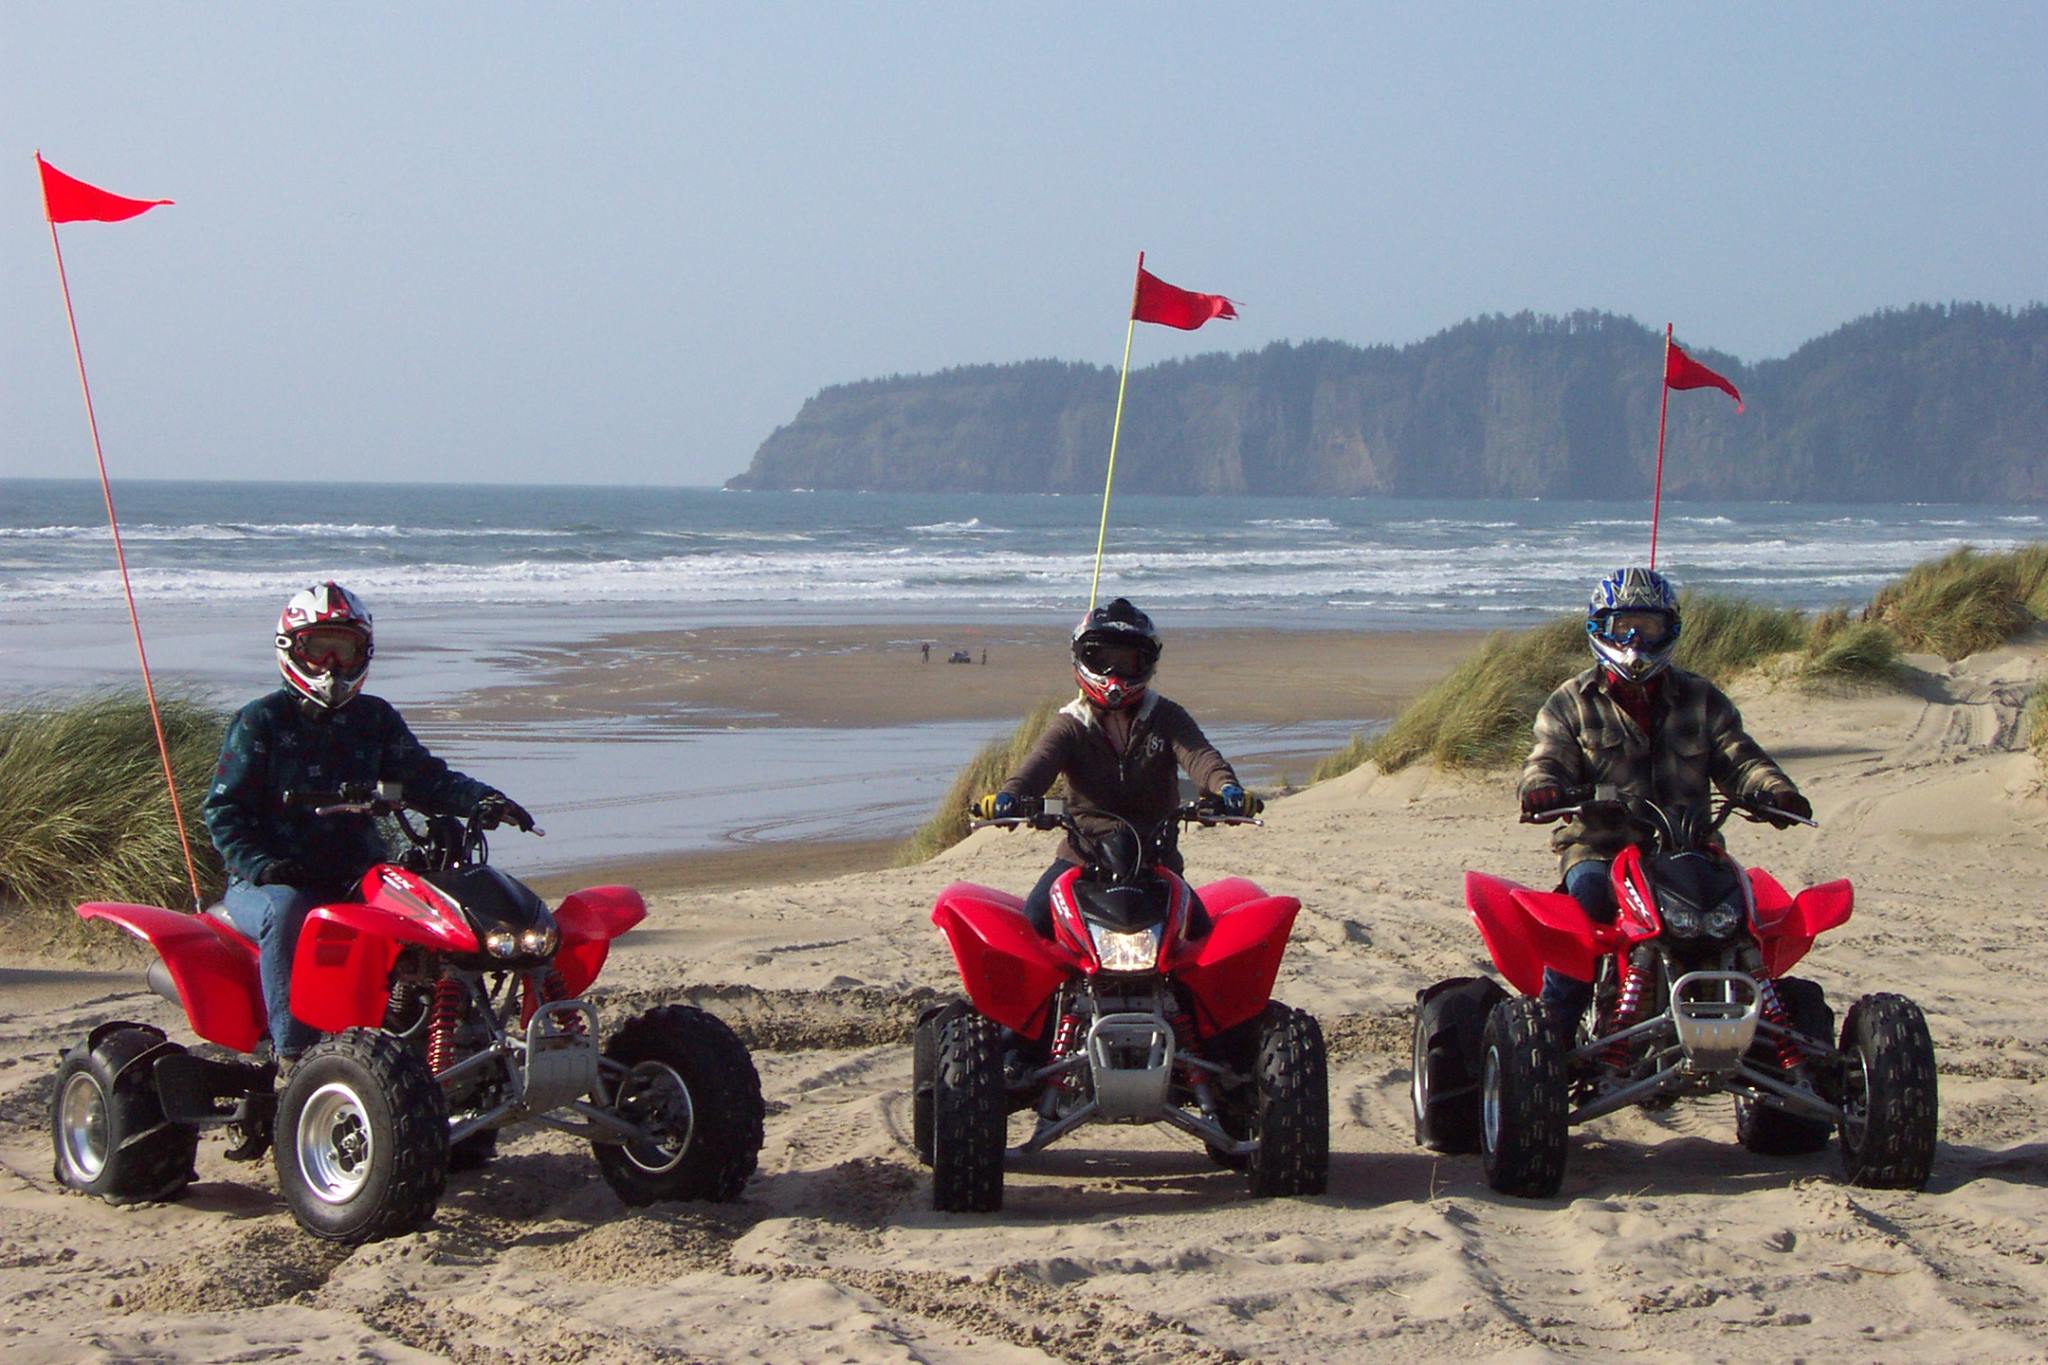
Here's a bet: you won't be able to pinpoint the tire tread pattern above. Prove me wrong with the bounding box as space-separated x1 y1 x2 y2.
51 1025 197 1206
597 1004 766 1205
930 1011 1006 1213
276 1028 449 1244
1839 992 1938 1190
1248 1003 1329 1197
1480 997 1570 1198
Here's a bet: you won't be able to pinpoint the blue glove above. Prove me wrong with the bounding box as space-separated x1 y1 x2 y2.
1219 784 1261 817
972 792 1018 820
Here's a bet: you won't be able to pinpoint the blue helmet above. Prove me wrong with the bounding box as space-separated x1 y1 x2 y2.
1587 567 1680 681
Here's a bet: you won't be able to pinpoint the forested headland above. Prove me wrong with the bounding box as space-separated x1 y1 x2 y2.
726 304 2047 502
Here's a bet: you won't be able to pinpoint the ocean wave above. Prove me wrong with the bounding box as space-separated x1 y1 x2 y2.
0 521 575 542
910 518 1006 535
1248 517 1338 531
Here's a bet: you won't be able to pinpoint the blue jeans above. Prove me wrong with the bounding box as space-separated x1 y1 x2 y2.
1541 859 1617 1027
222 880 324 1058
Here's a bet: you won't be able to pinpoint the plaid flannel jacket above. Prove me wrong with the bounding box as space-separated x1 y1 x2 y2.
1520 666 1795 873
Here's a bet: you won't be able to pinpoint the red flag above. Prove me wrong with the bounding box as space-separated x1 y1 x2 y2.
1131 267 1237 330
36 154 173 224
1664 340 1743 413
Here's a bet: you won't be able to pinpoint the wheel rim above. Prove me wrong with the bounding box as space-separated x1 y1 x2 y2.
1411 1023 1428 1121
1840 1044 1872 1150
296 1081 375 1205
1481 1044 1503 1153
617 1060 695 1173
57 1072 110 1182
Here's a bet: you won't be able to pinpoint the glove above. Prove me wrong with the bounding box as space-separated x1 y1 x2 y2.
476 791 535 832
1520 786 1565 817
254 858 313 888
1764 789 1812 826
972 792 1018 820
1218 784 1262 817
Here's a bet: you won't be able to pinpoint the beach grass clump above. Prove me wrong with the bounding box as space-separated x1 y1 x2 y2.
1315 615 1586 779
0 692 228 943
1863 543 2048 660
896 696 1067 864
1320 590 1907 782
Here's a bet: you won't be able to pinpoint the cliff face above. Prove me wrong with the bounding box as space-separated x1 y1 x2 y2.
727 305 2048 502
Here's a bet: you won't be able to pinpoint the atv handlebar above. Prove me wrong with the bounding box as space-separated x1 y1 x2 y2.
285 783 546 837
968 797 1262 835
1523 783 1816 832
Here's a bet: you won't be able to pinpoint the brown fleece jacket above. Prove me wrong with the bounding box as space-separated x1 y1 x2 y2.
1001 692 1239 871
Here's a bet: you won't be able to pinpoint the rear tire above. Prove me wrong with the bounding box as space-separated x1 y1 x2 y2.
50 1025 197 1205
911 1002 966 1167
275 1029 448 1243
930 1010 1006 1212
1838 993 1938 1190
1736 976 1835 1155
1479 997 1570 1198
1413 977 1506 1153
1247 1004 1329 1197
595 1005 765 1205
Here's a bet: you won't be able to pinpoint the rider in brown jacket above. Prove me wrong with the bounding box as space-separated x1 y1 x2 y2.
1520 568 1810 1031
979 598 1259 937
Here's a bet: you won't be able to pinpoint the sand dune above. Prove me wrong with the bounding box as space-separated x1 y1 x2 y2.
2 640 2044 1361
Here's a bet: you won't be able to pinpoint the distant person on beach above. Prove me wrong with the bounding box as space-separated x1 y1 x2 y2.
981 648 987 665
922 642 930 663
202 582 534 1067
975 597 1260 938
1519 567 1811 1034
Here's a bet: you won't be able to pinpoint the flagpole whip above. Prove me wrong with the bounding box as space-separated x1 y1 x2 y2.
38 154 205 912
1648 323 1673 570
1089 250 1144 611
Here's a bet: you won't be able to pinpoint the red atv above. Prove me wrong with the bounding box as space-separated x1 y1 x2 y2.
915 798 1327 1212
1413 786 1937 1197
51 783 764 1243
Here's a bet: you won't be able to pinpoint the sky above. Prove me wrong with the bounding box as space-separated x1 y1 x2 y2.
3 4 2043 487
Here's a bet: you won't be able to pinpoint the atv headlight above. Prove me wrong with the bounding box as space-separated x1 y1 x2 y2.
485 928 520 959
1703 901 1743 939
1087 923 1163 972
518 924 558 956
1661 903 1704 939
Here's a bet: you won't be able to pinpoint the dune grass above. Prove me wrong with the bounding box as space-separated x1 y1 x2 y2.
1863 544 2048 659
894 696 1067 865
0 692 229 945
1315 590 1911 783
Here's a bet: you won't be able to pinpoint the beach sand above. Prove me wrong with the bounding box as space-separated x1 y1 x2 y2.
416 623 1483 730
2 634 2044 1360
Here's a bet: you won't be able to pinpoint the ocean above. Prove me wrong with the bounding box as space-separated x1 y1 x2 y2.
2 480 2038 870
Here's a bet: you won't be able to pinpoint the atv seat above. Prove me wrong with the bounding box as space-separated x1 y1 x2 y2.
203 901 260 955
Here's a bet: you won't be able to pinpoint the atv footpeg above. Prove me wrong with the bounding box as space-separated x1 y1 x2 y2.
1669 971 1761 1072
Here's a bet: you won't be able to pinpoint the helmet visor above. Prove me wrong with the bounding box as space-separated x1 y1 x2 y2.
1599 610 1672 647
1077 638 1152 678
291 625 368 672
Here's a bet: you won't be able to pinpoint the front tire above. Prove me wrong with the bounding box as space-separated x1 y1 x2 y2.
930 1010 1006 1212
1736 976 1836 1155
1246 1004 1329 1197
1838 993 1938 1189
1413 977 1507 1153
595 1005 765 1206
50 1025 197 1205
1480 997 1570 1198
275 1029 448 1243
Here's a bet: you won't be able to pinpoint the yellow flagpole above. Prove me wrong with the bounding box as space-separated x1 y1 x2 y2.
1089 252 1145 610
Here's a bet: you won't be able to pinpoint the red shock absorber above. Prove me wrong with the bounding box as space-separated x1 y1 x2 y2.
1601 956 1647 1071
519 969 583 1033
425 975 466 1076
1752 971 1803 1071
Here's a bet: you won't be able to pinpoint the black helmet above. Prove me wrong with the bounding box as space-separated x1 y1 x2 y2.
1072 597 1161 710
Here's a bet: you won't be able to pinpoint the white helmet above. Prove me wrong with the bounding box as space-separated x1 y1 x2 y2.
276 582 374 710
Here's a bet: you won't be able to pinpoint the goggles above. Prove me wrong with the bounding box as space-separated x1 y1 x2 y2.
1598 610 1672 647
291 625 369 671
1077 638 1153 677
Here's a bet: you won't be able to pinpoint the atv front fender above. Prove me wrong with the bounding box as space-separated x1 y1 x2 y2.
1463 873 1611 997
1757 877 1853 977
77 902 267 1053
1170 893 1302 1036
552 885 648 997
931 884 1076 1037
